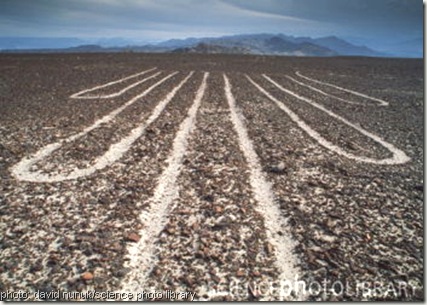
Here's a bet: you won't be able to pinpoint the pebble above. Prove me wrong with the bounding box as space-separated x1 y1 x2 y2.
124 232 141 242
268 161 286 174
265 243 274 255
214 206 223 213
81 272 94 281
166 227 176 235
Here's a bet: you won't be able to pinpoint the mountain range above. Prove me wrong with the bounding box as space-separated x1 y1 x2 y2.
162 34 384 57
0 33 421 58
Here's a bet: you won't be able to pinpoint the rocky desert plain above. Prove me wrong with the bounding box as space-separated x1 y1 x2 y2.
0 53 423 301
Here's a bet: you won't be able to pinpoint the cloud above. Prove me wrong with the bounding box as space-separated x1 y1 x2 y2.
0 0 328 39
0 0 422 42
223 0 423 35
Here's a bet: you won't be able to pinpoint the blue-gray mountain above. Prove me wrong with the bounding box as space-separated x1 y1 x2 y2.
165 34 383 57
0 34 421 57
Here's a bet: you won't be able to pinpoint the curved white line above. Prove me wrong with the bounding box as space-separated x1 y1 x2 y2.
70 67 157 99
296 71 388 106
121 72 209 292
11 71 180 182
248 75 409 165
224 74 304 301
285 75 360 105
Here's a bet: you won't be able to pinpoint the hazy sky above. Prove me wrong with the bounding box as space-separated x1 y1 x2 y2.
0 0 423 43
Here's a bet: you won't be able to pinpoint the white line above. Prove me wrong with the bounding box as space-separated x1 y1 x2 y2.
120 72 209 292
11 71 180 182
296 71 389 106
285 75 360 105
67 71 165 142
70 67 157 99
223 74 304 301
248 75 409 165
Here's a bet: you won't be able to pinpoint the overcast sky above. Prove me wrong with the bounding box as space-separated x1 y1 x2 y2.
0 0 423 44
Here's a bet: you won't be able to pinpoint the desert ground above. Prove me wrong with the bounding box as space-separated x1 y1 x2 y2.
0 53 423 301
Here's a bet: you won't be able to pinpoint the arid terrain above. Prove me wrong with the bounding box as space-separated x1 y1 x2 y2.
0 53 423 301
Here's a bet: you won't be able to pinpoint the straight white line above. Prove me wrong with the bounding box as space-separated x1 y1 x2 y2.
70 67 157 99
285 75 360 105
223 74 304 301
296 71 389 106
120 72 209 292
249 74 409 165
67 72 166 143
11 71 179 182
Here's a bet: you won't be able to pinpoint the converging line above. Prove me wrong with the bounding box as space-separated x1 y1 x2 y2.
11 71 181 182
70 67 158 99
295 71 389 106
224 74 305 301
120 72 209 292
247 74 409 165
285 75 360 105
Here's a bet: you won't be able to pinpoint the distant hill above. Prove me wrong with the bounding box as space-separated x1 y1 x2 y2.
162 34 382 57
263 36 337 56
308 36 382 57
0 34 398 57
172 42 251 55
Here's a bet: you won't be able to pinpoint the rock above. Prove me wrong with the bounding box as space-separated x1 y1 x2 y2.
236 270 245 277
203 194 214 202
414 184 423 192
166 227 176 235
185 277 195 286
83 248 93 256
113 268 129 278
372 178 383 185
267 161 287 174
306 250 317 265
191 222 200 230
182 228 191 237
29 263 43 273
124 232 141 242
214 206 223 213
347 141 360 151
81 272 94 281
265 243 274 255
195 251 205 259
326 218 338 229
109 242 122 252
98 196 109 205
176 208 192 214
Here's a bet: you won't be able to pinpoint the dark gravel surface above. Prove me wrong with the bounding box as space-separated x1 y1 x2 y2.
229 69 423 300
143 73 284 301
0 53 423 301
35 71 181 175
